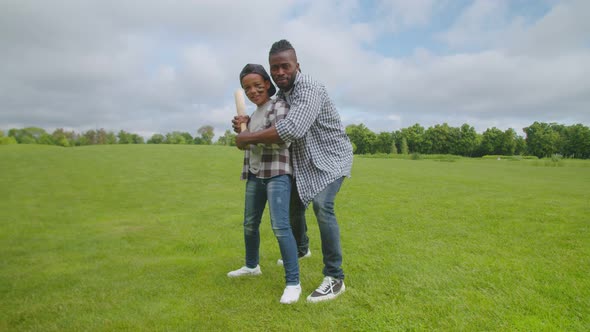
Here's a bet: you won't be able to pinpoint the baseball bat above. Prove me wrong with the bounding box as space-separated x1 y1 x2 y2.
233 89 247 133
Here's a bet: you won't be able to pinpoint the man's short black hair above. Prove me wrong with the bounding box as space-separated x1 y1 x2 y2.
269 39 301 72
269 39 296 57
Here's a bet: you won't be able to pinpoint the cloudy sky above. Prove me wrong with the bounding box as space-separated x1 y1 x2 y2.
1 0 589 139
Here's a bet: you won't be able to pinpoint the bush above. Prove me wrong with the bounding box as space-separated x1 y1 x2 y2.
546 154 563 167
0 136 18 145
551 154 562 163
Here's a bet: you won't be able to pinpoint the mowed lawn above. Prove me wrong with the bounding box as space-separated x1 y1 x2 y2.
1 144 589 331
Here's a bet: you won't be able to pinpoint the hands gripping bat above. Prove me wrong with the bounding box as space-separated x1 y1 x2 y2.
233 89 247 133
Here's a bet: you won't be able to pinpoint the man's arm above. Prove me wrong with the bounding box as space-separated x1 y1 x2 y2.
236 125 283 149
275 78 322 142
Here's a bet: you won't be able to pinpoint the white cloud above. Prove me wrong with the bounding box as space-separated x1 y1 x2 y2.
377 0 437 31
437 0 510 50
0 0 588 139
507 0 590 56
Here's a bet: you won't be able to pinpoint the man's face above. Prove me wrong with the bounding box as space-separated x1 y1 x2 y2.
269 50 299 91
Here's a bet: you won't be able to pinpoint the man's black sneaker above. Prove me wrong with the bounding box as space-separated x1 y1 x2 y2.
306 276 345 303
277 249 311 266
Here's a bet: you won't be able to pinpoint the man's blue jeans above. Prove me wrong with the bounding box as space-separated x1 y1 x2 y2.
290 177 345 280
244 173 299 285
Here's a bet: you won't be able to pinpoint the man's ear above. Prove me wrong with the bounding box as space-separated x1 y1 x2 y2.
296 62 301 72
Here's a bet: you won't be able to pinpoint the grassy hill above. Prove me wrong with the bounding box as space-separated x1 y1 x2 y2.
1 144 589 331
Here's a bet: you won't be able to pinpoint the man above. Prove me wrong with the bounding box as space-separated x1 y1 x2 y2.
234 39 353 303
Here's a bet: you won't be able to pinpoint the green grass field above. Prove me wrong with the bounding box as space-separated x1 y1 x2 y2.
1 144 589 331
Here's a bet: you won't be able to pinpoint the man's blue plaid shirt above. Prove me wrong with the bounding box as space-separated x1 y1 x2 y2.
275 72 353 206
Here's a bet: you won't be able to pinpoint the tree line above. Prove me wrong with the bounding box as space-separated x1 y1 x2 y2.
346 122 590 159
2 121 589 159
0 126 237 147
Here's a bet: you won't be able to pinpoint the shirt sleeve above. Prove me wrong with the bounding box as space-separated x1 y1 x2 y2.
258 98 291 149
275 78 322 143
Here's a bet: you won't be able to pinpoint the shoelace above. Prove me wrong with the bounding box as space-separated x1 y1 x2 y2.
318 277 335 294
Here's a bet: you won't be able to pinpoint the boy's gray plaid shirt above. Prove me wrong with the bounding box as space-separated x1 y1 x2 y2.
241 98 292 180
275 72 353 207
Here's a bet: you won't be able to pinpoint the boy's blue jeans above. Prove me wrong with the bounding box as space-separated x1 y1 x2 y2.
244 173 299 285
290 177 345 280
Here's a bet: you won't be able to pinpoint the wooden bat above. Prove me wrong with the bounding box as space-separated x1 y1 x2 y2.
233 89 247 133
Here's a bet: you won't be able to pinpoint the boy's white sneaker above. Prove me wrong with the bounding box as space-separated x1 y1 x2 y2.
227 265 262 277
280 284 301 304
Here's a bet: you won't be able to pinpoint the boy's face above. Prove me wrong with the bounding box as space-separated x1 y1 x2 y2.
241 73 270 106
269 50 299 91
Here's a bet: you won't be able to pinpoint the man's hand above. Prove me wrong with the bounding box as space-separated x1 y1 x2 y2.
236 131 250 150
232 115 250 133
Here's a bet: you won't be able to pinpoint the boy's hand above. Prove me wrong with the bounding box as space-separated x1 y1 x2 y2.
232 115 250 133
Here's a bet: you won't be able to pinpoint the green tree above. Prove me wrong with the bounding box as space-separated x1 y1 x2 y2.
105 131 117 144
8 127 47 144
216 130 237 146
523 122 560 158
82 129 97 145
52 128 76 147
196 126 215 145
166 131 187 144
563 124 590 159
515 135 527 155
117 130 133 144
148 133 165 144
400 124 425 153
455 124 479 157
391 140 398 154
550 123 567 155
423 123 457 154
38 133 54 145
183 132 194 144
400 137 409 155
500 128 518 155
0 130 17 145
376 132 394 154
96 129 113 145
478 127 505 155
115 131 143 144
345 124 377 154
131 134 144 144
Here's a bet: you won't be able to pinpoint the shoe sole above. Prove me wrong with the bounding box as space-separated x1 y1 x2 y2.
227 271 262 278
280 288 302 304
306 284 346 303
280 296 300 304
